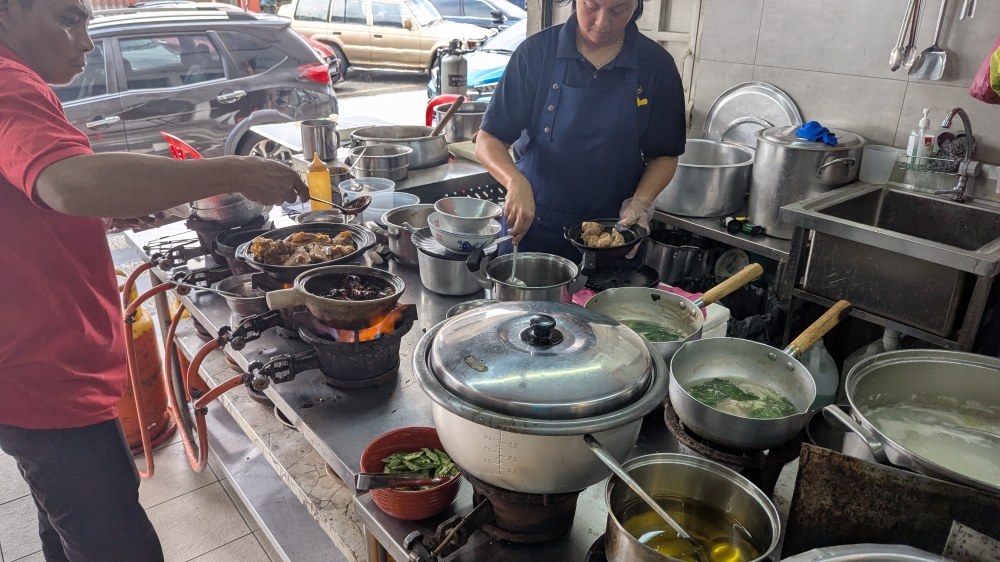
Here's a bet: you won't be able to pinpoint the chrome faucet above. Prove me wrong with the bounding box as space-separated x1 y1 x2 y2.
933 107 982 202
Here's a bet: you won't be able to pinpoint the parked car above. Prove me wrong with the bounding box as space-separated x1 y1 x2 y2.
429 0 523 29
298 32 345 82
280 0 489 76
427 18 523 101
54 5 338 158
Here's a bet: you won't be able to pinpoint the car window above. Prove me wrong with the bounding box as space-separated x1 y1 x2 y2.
405 0 441 26
482 18 525 52
120 35 225 90
344 0 366 24
217 31 287 76
433 0 459 17
463 0 495 18
372 2 403 27
329 0 345 22
294 0 329 21
52 43 108 103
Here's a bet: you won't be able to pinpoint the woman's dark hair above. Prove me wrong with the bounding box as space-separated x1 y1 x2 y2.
557 0 645 24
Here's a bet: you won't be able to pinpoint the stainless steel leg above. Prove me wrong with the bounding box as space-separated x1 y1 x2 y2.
366 527 390 562
957 274 994 351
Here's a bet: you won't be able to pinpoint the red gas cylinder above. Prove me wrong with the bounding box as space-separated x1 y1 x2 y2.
118 274 175 453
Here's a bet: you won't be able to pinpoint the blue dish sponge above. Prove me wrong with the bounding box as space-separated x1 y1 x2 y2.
795 121 838 146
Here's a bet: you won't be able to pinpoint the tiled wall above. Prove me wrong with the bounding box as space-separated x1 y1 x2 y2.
692 0 1000 165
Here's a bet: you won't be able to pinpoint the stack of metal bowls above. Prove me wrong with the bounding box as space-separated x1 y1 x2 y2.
349 144 412 181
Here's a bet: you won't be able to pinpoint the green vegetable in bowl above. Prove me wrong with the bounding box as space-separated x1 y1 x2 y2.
381 448 459 489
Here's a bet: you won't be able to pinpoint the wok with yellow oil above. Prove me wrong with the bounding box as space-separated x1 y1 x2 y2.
604 453 780 562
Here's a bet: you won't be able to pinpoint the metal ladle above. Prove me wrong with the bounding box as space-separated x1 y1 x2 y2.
506 243 527 287
309 194 372 216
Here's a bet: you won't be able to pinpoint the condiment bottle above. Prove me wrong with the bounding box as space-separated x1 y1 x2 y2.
307 154 333 211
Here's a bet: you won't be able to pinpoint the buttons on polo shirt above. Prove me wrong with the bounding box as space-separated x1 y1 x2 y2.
548 105 554 111
552 83 559 90
544 127 551 133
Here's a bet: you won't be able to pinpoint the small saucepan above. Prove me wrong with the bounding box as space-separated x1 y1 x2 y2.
669 300 851 450
265 265 405 330
215 274 268 318
584 263 763 361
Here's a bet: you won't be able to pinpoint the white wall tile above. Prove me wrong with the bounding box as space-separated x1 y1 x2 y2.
756 0 912 81
893 81 1000 164
690 60 755 130
699 0 763 65
752 66 907 145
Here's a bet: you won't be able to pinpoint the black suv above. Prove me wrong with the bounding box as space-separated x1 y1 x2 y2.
56 5 338 158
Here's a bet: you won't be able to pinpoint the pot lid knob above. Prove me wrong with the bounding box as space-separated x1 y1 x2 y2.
521 314 563 347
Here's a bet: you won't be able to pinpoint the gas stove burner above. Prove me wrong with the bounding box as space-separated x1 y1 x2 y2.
464 473 581 543
191 316 214 343
663 399 802 495
295 306 416 388
186 214 271 263
584 535 608 562
585 261 660 291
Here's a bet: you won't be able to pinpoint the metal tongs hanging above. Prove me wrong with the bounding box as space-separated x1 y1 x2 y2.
891 0 921 71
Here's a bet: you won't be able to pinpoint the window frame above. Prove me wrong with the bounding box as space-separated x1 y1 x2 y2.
54 38 119 105
215 29 288 78
294 0 331 22
113 31 232 93
371 1 406 28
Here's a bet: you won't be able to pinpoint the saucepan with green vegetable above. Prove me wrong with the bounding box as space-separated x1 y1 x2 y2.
669 300 852 450
584 263 764 361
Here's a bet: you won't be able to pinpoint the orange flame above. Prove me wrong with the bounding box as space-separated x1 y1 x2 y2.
332 306 403 343
283 283 294 289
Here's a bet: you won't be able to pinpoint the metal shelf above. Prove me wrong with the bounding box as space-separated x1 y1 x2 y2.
652 209 791 263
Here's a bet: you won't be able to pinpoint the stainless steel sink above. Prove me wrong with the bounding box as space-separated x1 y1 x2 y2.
780 182 1000 338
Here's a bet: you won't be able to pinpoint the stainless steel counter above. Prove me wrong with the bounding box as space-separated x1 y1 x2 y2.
653 207 791 263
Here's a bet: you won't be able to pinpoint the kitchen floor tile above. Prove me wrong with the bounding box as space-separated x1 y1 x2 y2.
220 478 260 533
254 531 281 562
189 534 270 562
145 482 250 562
139 441 218 509
10 552 43 562
0 454 30 506
0 496 41 562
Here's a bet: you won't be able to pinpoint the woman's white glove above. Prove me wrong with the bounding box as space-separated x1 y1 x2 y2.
617 196 654 231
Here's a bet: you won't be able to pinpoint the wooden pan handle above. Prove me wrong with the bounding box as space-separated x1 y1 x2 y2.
785 300 852 358
696 263 764 306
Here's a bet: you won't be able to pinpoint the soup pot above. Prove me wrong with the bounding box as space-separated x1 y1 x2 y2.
605 453 780 562
413 301 669 494
654 139 754 218
466 251 593 303
351 125 449 170
380 204 434 267
669 300 850 450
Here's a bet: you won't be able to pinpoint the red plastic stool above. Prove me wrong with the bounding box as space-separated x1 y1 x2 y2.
161 132 203 160
426 94 462 127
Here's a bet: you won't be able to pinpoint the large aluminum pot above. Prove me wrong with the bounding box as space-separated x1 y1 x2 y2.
654 139 754 218
824 350 1000 495
381 204 434 267
749 126 866 239
433 101 488 143
644 230 711 284
300 119 340 162
605 453 780 562
584 263 763 361
782 545 951 562
467 251 592 303
351 126 449 170
413 301 669 494
670 301 850 450
190 192 267 228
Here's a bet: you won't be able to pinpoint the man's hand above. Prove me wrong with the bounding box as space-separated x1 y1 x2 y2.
504 177 535 244
235 157 309 206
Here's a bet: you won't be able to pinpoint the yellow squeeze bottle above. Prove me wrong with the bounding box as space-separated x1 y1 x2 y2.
307 154 333 211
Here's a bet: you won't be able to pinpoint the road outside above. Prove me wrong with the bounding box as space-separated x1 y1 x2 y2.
335 68 431 126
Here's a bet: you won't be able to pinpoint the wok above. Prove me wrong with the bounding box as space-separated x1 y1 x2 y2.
584 263 763 361
670 300 851 450
265 265 404 330
824 350 1000 495
234 223 377 283
564 219 648 263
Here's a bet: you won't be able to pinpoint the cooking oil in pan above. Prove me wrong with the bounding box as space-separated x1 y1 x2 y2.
618 495 760 562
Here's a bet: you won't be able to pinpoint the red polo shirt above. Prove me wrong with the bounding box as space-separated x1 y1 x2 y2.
0 43 127 429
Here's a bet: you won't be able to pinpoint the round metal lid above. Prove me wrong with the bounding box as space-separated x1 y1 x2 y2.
428 301 653 420
757 126 866 150
702 82 803 148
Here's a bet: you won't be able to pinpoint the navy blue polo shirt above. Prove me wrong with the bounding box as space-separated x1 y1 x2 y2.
480 13 686 161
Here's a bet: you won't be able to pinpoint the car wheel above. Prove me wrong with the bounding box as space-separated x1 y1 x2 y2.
328 43 349 81
237 132 295 165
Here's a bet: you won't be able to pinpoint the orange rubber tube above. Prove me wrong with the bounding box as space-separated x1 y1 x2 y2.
185 337 218 403
122 280 172 479
191 374 244 473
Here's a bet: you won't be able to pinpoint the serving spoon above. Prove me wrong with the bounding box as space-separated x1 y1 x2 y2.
507 243 527 287
309 194 372 215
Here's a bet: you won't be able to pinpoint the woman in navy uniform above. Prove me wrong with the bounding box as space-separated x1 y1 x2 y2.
475 0 686 260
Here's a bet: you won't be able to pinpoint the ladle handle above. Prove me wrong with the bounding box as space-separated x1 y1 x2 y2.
785 300 851 358
694 263 763 307
583 434 691 540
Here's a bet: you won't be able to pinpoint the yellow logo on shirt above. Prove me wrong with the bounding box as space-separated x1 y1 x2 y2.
637 86 647 107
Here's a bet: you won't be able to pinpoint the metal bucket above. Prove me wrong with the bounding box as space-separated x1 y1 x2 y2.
433 102 488 143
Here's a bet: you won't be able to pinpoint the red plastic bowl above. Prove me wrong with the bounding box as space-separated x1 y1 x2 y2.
360 426 461 520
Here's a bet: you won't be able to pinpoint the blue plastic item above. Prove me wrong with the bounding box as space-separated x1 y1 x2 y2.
795 121 838 146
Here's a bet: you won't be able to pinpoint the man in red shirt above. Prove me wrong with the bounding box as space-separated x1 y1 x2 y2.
0 0 308 559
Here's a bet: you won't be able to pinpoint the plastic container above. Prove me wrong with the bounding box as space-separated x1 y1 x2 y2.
339 177 395 196
359 427 461 521
353 191 420 224
859 145 903 184
702 303 731 339
802 337 838 410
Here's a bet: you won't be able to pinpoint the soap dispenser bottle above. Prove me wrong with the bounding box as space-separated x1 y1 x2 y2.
906 109 934 170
